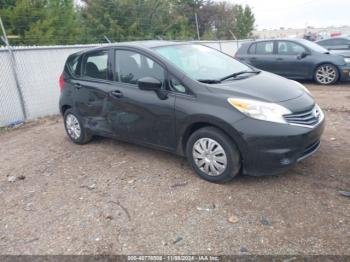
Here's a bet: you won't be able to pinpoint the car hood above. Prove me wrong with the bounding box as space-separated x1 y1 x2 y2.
207 71 304 103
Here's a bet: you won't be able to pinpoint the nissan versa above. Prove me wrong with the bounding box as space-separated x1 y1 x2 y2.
59 41 325 182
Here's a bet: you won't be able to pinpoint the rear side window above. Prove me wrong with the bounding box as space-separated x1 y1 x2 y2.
115 50 165 86
256 41 274 55
318 39 333 46
331 38 349 45
83 51 108 80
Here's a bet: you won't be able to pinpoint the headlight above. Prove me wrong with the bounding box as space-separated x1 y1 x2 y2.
228 98 291 123
292 80 312 96
344 57 350 64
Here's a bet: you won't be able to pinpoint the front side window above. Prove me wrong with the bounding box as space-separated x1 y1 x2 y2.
115 50 165 86
256 41 274 55
154 44 251 80
277 41 306 55
83 51 108 80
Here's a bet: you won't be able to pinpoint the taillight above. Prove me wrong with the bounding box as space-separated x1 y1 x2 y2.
59 73 65 92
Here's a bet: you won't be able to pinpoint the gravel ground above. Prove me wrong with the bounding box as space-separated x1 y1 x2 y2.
0 83 349 255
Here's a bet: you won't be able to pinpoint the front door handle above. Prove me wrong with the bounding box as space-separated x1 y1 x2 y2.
276 58 283 61
250 57 257 61
110 90 123 99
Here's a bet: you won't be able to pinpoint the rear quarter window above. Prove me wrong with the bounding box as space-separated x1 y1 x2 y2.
248 43 256 54
67 55 81 77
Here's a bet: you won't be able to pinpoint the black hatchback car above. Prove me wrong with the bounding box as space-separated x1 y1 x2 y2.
235 39 350 85
59 41 325 182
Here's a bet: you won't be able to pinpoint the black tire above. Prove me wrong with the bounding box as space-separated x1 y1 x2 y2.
314 63 339 85
186 126 241 183
63 109 92 144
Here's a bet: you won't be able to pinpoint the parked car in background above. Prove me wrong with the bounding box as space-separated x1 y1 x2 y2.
316 36 350 58
235 39 350 85
59 41 325 182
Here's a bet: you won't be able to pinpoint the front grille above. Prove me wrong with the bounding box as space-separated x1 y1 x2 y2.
284 105 322 127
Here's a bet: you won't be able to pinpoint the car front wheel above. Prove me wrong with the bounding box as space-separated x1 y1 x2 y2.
314 64 339 85
186 127 241 183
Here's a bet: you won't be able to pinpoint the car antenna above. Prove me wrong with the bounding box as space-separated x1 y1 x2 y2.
103 35 112 43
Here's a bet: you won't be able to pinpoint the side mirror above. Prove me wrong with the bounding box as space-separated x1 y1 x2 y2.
298 51 309 59
138 77 162 91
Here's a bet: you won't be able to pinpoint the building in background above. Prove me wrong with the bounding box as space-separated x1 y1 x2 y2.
253 26 350 41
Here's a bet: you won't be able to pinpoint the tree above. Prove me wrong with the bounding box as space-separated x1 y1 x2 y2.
24 0 82 45
1 0 255 45
232 5 255 39
0 0 81 45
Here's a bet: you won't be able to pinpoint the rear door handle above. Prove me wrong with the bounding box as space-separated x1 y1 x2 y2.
74 83 82 89
250 57 257 61
110 90 123 98
276 58 283 61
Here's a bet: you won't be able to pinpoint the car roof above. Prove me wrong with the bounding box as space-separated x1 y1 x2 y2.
73 40 185 56
250 38 307 43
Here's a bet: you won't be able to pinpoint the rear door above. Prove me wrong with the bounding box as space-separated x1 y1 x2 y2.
274 40 313 78
243 41 278 73
72 49 114 134
106 49 176 150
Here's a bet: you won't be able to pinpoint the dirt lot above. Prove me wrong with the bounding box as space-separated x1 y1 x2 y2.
0 83 349 255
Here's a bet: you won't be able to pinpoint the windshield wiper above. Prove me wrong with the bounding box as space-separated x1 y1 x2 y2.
197 79 222 84
220 70 260 82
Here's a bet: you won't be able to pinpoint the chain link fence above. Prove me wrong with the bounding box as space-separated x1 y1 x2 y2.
0 45 98 127
0 40 250 127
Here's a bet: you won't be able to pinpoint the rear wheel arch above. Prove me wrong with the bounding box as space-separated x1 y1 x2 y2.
61 105 72 115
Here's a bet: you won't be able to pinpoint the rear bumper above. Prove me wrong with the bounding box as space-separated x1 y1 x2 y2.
232 116 325 176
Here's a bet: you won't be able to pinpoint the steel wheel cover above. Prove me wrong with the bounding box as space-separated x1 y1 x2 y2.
192 138 227 176
316 65 337 84
65 114 81 140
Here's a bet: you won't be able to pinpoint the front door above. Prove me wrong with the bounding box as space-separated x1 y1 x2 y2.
274 41 313 78
106 49 176 150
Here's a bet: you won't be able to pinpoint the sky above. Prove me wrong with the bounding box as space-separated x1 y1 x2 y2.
223 0 350 30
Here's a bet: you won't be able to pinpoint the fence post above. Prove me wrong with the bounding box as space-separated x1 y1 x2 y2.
0 16 27 120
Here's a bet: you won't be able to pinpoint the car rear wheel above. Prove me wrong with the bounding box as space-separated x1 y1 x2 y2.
186 127 241 183
64 109 92 144
314 64 339 85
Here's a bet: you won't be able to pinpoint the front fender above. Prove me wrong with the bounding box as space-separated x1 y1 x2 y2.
176 113 247 156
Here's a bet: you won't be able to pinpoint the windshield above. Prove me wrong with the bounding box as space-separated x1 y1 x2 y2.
154 44 252 81
298 39 329 53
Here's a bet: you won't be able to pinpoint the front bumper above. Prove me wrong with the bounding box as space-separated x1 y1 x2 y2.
233 116 325 176
338 65 350 81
